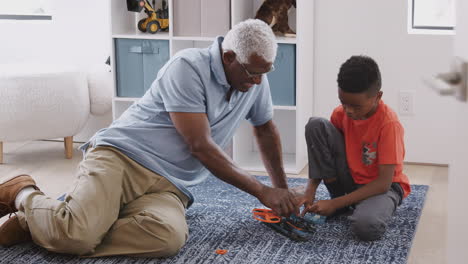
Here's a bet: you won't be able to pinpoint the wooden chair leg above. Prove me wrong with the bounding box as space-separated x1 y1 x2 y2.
0 141 3 164
64 137 73 159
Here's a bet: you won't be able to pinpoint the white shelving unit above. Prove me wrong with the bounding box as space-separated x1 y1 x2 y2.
231 0 314 174
110 0 314 175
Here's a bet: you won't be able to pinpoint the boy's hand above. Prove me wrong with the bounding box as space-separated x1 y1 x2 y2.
309 199 339 216
291 185 317 217
299 198 315 217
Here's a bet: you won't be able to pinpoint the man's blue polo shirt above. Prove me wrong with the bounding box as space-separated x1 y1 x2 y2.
82 37 273 206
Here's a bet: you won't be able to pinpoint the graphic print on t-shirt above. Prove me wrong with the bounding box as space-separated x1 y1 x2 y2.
362 142 377 166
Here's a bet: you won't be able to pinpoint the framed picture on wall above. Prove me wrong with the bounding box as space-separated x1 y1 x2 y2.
410 0 455 31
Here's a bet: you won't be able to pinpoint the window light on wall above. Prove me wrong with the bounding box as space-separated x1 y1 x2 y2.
0 0 52 20
408 0 455 34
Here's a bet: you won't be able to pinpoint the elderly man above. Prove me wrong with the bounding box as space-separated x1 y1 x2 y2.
0 19 299 257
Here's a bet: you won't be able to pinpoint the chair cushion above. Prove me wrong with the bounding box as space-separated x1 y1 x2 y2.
0 64 90 142
87 64 113 116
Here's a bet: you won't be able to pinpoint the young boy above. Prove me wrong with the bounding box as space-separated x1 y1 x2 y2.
300 55 411 241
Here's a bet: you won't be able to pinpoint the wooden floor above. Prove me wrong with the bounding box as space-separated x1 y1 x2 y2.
0 141 448 263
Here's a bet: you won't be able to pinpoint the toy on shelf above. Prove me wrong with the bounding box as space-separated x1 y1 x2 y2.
255 0 296 37
127 0 169 34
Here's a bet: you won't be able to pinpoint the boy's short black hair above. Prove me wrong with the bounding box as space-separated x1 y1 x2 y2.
337 55 381 95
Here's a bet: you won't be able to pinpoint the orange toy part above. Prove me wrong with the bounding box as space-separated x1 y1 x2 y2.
216 249 228 255
252 208 281 223
285 220 303 231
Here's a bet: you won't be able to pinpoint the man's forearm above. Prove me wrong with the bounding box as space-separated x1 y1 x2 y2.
254 122 288 188
190 139 266 198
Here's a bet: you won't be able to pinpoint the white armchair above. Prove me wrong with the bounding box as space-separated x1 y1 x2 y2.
0 63 112 163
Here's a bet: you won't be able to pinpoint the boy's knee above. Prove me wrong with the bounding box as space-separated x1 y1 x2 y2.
305 117 336 139
305 117 329 134
350 215 386 241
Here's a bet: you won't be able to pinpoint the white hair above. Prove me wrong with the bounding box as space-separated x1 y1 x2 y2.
222 19 277 64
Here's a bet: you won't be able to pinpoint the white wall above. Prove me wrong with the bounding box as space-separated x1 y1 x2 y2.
448 0 468 262
313 0 455 164
0 0 110 66
448 91 468 262
0 0 112 142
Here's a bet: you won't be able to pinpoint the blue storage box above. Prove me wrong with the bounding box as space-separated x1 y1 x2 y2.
267 44 296 106
115 38 169 97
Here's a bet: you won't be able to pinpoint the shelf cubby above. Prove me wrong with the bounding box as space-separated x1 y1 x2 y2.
110 0 314 174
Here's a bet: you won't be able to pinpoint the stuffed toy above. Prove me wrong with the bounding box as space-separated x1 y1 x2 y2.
255 0 296 37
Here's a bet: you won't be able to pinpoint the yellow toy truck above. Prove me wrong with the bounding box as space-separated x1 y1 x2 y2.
127 0 169 34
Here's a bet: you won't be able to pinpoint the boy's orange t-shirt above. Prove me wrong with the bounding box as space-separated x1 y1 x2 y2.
330 100 411 198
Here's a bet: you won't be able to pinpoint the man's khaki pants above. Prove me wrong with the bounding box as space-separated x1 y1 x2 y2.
16 146 189 257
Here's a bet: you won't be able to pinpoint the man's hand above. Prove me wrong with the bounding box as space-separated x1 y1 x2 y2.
257 186 300 217
308 199 339 216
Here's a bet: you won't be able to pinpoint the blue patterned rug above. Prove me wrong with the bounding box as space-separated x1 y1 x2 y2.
0 176 428 264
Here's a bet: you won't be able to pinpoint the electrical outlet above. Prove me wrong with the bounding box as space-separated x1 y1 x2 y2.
399 91 414 116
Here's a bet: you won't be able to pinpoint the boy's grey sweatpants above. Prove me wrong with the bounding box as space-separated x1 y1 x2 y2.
305 117 403 241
